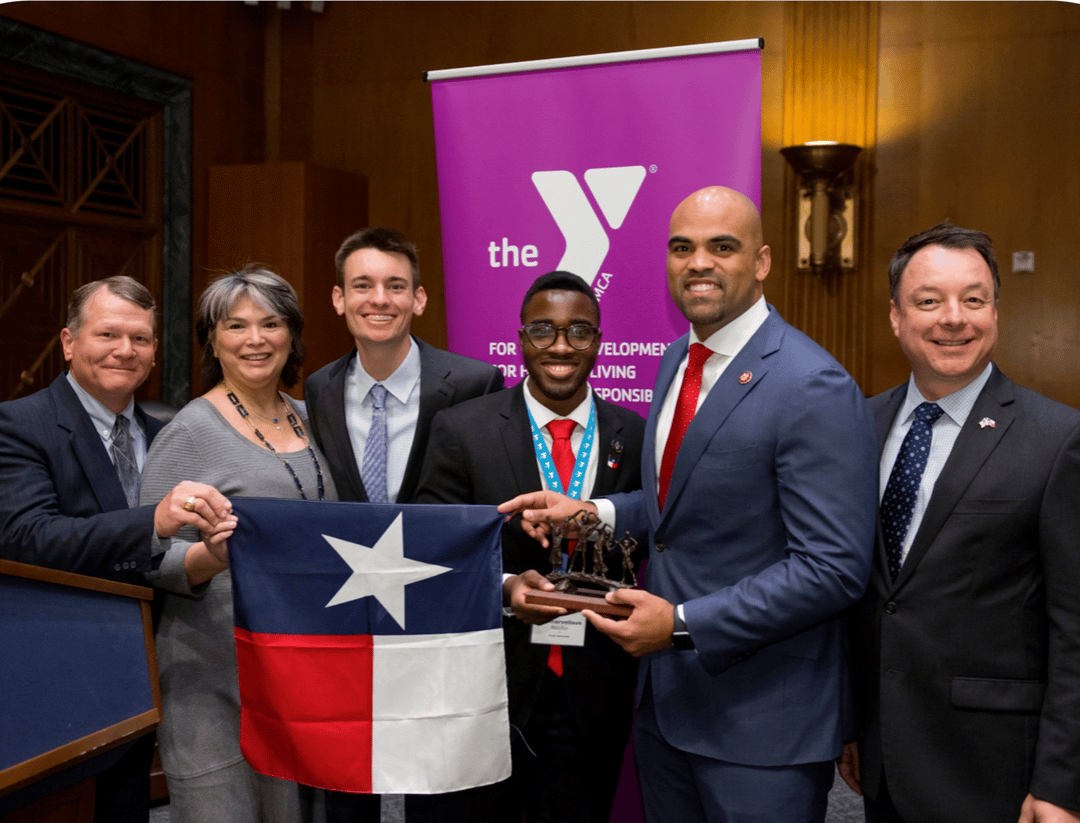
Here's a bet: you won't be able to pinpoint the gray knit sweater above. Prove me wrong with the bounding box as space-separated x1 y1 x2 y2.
141 396 338 780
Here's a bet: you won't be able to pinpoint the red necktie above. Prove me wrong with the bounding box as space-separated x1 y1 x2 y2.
545 418 577 676
658 343 711 510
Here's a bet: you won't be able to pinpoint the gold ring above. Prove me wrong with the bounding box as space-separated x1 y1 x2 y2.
183 496 197 512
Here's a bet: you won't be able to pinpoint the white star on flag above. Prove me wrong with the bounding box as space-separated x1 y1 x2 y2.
323 513 451 629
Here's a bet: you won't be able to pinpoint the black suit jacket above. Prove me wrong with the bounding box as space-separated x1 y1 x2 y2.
0 374 163 581
304 337 504 503
851 366 1080 821
414 383 646 743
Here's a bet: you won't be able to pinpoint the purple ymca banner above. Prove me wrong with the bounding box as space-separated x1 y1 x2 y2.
430 41 762 416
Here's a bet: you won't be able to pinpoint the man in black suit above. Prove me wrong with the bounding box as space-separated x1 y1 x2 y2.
841 223 1080 822
304 227 503 822
416 270 646 823
305 226 503 506
0 276 231 823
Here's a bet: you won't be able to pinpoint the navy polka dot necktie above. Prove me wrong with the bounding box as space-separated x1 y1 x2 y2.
881 402 944 581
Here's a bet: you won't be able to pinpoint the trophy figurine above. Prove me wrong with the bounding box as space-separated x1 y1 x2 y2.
523 509 639 618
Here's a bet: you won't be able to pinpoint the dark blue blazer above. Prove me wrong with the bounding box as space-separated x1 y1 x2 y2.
0 374 162 580
606 307 878 766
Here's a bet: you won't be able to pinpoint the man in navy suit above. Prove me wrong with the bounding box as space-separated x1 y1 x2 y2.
416 270 646 823
0 276 231 823
304 227 503 822
840 223 1080 822
500 186 878 822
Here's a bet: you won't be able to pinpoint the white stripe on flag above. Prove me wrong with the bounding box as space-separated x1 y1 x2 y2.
371 629 511 794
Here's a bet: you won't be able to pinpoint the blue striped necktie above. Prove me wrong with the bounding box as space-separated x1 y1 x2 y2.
361 384 389 503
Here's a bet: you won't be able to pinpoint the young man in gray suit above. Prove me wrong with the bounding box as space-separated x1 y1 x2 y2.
840 223 1080 823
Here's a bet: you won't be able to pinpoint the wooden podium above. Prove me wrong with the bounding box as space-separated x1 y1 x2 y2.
0 560 161 822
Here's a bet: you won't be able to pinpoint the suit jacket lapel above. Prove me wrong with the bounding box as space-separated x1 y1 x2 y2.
592 397 632 497
658 312 782 526
402 339 456 502
499 385 544 494
644 334 687 527
51 377 128 512
894 369 1015 589
871 386 906 595
323 351 368 501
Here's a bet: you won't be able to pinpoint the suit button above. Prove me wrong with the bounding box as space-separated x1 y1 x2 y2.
655 542 666 552
884 601 898 614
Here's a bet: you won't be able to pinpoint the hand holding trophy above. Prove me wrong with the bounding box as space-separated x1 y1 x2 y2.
523 508 639 618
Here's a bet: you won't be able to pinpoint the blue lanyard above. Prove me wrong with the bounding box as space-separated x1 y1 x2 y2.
526 401 596 500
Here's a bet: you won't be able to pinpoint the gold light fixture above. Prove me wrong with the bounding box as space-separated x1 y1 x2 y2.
780 142 862 279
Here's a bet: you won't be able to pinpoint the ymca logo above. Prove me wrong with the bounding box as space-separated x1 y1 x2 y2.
531 166 647 287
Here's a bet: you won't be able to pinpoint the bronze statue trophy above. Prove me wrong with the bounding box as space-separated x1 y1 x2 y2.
523 509 638 618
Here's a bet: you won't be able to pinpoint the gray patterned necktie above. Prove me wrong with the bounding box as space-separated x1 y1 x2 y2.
880 402 944 580
111 414 140 508
361 384 389 504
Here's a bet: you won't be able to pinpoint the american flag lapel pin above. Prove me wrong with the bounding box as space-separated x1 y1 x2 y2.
978 417 996 429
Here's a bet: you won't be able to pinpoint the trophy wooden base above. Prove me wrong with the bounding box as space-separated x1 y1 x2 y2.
525 590 632 618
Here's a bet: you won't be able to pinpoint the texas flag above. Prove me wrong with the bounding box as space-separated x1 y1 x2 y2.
227 497 510 795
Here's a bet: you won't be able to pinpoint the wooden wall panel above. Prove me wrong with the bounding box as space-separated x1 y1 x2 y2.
0 1 267 395
207 162 367 390
871 2 1080 406
8 1 1080 408
304 1 788 349
778 1 879 389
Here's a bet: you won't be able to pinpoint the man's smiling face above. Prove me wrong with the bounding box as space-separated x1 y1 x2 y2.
890 244 998 401
666 186 770 340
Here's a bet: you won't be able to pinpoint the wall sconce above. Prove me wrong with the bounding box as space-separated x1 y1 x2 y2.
780 141 862 278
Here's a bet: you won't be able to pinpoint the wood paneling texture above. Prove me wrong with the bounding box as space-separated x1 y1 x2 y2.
871 2 1080 406
779 1 879 390
6 1 1079 407
302 1 789 350
207 162 367 392
0 1 267 395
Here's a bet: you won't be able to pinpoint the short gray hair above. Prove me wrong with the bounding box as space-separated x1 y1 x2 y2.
66 276 156 337
195 265 306 389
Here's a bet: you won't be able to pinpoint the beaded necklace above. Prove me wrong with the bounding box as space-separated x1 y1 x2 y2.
222 384 325 501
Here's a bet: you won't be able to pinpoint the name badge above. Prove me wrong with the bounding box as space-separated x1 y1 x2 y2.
531 612 586 647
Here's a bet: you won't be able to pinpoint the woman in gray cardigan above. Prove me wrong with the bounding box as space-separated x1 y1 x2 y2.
141 266 338 823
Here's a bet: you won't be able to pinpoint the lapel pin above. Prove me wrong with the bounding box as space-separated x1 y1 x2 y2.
978 417 996 429
738 371 752 385
607 439 623 469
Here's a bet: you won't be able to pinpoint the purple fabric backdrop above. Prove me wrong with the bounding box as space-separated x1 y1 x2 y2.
431 45 762 417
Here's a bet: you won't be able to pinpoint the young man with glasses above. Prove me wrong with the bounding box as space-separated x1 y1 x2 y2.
416 270 646 823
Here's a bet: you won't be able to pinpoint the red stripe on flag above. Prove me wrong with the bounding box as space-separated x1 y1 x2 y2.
235 627 375 792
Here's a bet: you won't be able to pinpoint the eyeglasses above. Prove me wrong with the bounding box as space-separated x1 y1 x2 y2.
520 322 599 350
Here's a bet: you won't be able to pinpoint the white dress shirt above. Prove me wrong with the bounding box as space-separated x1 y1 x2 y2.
651 296 771 486
344 338 421 503
879 363 993 564
521 377 600 498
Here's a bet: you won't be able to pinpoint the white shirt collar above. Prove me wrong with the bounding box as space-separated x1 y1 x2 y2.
899 362 994 428
693 295 770 355
521 377 594 430
66 371 137 438
352 336 422 404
